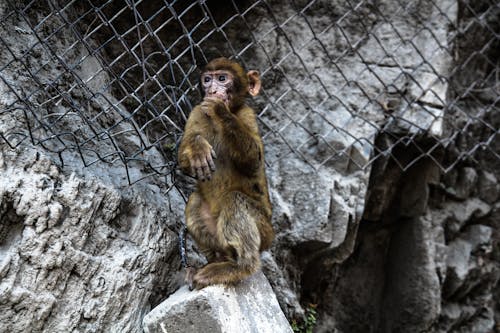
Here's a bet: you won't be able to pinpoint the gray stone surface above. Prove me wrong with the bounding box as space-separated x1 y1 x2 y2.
0 146 180 333
380 217 441 333
452 167 479 200
143 271 293 333
0 5 182 332
477 171 499 204
0 0 498 332
252 0 432 318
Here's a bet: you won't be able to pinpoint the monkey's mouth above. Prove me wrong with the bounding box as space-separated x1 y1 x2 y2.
208 93 230 106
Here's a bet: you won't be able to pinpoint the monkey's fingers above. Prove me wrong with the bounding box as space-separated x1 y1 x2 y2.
202 162 212 181
206 154 216 171
200 101 210 111
200 102 214 117
201 98 220 112
194 159 206 181
204 96 223 104
190 164 197 179
197 168 206 181
193 271 210 290
204 97 227 115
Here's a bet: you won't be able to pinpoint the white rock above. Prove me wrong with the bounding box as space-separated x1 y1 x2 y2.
143 271 293 333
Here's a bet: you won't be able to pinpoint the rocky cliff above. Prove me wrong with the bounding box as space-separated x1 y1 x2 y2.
0 0 498 332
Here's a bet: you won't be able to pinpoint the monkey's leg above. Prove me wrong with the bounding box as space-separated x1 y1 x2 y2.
218 193 273 251
257 215 274 251
192 192 261 289
185 192 220 262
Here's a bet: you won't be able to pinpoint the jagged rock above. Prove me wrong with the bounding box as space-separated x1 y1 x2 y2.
261 252 304 319
0 147 180 333
462 225 493 253
445 238 473 296
380 217 441 333
442 167 478 200
440 302 462 324
464 308 495 333
443 198 491 238
269 157 364 249
268 159 334 246
439 303 495 333
444 224 495 298
143 271 293 333
454 167 478 200
477 171 498 204
445 225 492 283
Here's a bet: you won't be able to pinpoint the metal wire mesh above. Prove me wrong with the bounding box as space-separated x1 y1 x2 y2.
0 0 498 185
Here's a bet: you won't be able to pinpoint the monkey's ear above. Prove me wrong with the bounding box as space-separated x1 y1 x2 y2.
247 70 261 96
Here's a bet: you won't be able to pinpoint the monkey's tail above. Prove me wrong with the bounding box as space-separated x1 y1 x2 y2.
195 259 260 287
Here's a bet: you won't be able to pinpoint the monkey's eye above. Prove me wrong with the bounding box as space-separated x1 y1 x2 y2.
218 75 226 82
204 76 211 83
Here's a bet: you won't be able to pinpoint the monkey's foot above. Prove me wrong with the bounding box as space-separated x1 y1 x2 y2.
191 261 253 290
191 268 214 290
185 265 223 290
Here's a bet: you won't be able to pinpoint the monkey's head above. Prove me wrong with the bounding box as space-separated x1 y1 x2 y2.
201 57 261 111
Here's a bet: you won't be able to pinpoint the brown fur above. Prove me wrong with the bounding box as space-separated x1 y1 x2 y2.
178 58 274 289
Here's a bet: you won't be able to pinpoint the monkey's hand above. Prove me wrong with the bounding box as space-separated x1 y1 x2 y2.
201 96 230 119
181 135 217 181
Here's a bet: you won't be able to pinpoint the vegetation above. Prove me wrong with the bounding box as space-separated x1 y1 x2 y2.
291 304 317 333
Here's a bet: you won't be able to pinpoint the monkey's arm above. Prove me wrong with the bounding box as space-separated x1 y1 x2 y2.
204 98 262 173
178 107 216 180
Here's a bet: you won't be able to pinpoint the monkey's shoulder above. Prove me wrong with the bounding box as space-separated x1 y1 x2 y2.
234 104 257 117
233 105 261 132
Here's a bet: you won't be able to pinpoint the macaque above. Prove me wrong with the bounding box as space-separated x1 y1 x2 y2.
178 57 274 289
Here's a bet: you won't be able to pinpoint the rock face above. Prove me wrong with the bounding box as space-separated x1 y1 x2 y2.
251 0 459 326
0 0 499 332
0 146 181 333
0 3 184 332
143 271 293 333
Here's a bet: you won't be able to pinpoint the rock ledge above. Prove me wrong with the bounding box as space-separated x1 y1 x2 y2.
143 271 292 333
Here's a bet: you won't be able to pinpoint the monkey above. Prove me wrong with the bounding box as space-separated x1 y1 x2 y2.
178 57 274 290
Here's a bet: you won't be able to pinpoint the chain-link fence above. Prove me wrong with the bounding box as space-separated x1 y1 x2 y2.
0 0 498 185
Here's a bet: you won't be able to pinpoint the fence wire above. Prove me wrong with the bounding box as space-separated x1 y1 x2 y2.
0 0 498 185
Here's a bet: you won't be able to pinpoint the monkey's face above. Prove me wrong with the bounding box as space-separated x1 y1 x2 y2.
201 70 235 107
